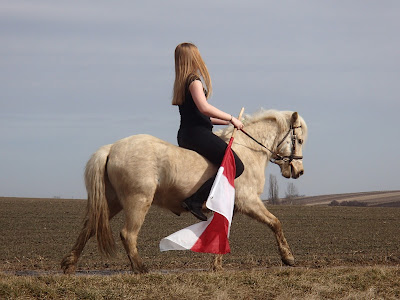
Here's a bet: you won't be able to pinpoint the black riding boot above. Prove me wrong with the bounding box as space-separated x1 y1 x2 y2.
182 176 215 221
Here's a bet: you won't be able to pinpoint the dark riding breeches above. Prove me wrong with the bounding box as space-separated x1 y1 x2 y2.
177 127 244 178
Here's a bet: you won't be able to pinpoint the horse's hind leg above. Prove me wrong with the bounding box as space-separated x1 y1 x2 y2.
61 219 93 274
119 193 152 274
61 196 122 274
241 198 295 266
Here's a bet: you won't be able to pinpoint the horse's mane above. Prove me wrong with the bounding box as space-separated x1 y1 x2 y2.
243 109 287 129
245 109 308 140
216 109 308 140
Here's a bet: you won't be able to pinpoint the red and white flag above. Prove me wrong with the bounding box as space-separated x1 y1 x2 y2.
160 138 236 254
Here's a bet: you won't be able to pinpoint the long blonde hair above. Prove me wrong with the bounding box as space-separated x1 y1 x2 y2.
172 43 212 105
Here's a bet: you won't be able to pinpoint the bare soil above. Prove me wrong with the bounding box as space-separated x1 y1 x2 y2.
1 195 400 299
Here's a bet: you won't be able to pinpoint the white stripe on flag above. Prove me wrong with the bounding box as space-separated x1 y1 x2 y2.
160 215 214 251
206 166 235 229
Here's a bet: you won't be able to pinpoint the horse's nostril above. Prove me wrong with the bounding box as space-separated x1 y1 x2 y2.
299 170 304 176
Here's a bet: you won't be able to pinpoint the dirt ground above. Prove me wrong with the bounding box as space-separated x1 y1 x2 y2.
0 197 399 273
1 197 400 299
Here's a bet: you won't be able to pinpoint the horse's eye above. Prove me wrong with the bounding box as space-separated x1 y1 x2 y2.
298 139 303 145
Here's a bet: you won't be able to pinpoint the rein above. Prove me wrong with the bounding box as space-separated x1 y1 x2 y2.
240 129 274 154
240 126 303 164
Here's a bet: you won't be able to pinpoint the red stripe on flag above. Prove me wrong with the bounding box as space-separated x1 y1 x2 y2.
190 213 231 254
221 138 236 188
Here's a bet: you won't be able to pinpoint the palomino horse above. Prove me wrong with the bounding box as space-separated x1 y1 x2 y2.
61 110 307 274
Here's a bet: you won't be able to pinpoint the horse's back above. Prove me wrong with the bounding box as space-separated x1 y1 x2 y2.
108 134 197 169
106 134 170 186
108 133 212 169
106 134 216 205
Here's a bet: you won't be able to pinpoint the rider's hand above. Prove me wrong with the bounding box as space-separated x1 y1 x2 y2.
231 117 244 130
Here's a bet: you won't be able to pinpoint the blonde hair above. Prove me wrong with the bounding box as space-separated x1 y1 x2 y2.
172 43 212 105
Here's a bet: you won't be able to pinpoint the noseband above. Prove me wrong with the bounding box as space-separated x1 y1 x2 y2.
240 125 303 165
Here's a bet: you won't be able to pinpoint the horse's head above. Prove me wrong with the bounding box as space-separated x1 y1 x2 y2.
273 112 305 179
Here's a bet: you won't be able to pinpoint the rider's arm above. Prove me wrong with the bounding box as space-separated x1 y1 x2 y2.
210 117 229 125
189 80 243 129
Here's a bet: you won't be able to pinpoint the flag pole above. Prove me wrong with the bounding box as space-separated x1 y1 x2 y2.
231 107 245 139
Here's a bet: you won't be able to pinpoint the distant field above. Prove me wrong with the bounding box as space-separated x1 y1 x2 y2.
283 190 400 207
1 196 400 299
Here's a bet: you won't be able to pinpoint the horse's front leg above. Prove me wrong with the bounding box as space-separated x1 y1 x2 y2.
211 254 223 271
240 197 295 266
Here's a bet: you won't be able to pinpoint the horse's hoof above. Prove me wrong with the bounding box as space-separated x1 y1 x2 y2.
133 265 149 274
282 256 295 266
61 264 76 274
211 265 224 272
61 255 77 274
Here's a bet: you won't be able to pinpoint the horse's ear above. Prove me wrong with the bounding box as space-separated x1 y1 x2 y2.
291 112 299 125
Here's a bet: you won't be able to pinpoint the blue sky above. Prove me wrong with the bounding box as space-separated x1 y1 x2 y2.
1 1 399 198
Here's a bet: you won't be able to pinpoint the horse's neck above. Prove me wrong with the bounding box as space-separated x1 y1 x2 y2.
233 119 280 169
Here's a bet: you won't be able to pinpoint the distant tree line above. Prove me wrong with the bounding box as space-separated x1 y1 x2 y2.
329 200 367 207
267 175 302 205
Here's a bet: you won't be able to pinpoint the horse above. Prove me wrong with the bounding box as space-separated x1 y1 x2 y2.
61 109 307 274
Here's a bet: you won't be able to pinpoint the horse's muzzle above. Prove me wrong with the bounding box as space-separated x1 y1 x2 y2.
290 161 304 179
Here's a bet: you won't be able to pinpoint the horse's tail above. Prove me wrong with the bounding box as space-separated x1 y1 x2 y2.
84 144 115 257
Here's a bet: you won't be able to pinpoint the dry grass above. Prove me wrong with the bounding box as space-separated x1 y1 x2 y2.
1 197 400 299
1 267 400 299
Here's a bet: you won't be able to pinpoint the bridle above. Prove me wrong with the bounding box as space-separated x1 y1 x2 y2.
272 125 303 164
240 125 303 165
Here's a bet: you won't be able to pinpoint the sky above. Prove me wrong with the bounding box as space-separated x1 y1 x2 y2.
1 1 399 199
